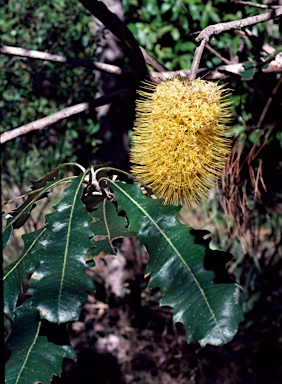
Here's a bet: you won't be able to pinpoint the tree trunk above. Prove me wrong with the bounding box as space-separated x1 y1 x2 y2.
93 0 134 170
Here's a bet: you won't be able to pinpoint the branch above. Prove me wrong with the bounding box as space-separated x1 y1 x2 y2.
189 39 207 80
139 46 167 72
263 52 282 74
239 28 275 55
231 1 281 9
0 45 135 77
79 0 148 80
205 44 232 65
0 44 167 77
151 66 238 82
0 88 132 144
195 7 282 43
151 53 282 82
189 6 282 80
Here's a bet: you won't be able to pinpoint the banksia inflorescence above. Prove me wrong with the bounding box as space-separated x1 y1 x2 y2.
130 76 233 206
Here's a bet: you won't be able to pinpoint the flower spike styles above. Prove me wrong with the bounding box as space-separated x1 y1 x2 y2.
130 77 233 207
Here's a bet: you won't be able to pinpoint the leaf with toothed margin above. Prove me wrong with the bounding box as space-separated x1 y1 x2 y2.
3 228 46 320
87 198 131 260
108 181 244 347
5 306 76 384
21 172 95 323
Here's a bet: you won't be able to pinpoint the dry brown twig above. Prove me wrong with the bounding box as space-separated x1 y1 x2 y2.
220 125 274 253
0 45 168 76
231 0 281 9
139 46 167 72
0 45 135 77
5 43 280 84
238 28 275 55
205 44 232 65
189 6 282 80
2 44 281 84
0 88 131 144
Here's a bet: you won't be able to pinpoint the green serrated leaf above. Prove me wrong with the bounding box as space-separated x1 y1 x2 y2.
3 228 46 320
88 199 131 259
23 173 95 323
108 182 244 347
5 306 76 384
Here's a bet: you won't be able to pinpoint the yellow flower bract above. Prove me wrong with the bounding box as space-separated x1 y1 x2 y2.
130 77 233 206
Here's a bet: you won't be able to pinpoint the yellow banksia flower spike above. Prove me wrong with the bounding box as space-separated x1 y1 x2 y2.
130 76 233 207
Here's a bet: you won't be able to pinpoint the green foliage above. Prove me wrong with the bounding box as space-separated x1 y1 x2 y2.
4 228 46 320
5 307 76 384
4 170 95 383
108 181 243 346
4 167 244 383
123 0 273 71
88 198 131 259
4 172 95 323
22 173 95 323
1 0 97 182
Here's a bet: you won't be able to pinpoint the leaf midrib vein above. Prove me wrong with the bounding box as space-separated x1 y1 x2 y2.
3 228 46 281
111 181 225 343
103 199 116 254
58 174 86 319
15 320 41 384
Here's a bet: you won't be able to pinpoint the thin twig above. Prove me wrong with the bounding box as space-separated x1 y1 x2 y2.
150 53 282 82
189 7 282 79
0 88 132 144
257 75 282 129
0 45 135 77
139 46 167 72
239 29 275 55
205 44 232 65
196 7 282 43
2 45 281 87
231 0 280 9
189 39 207 80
